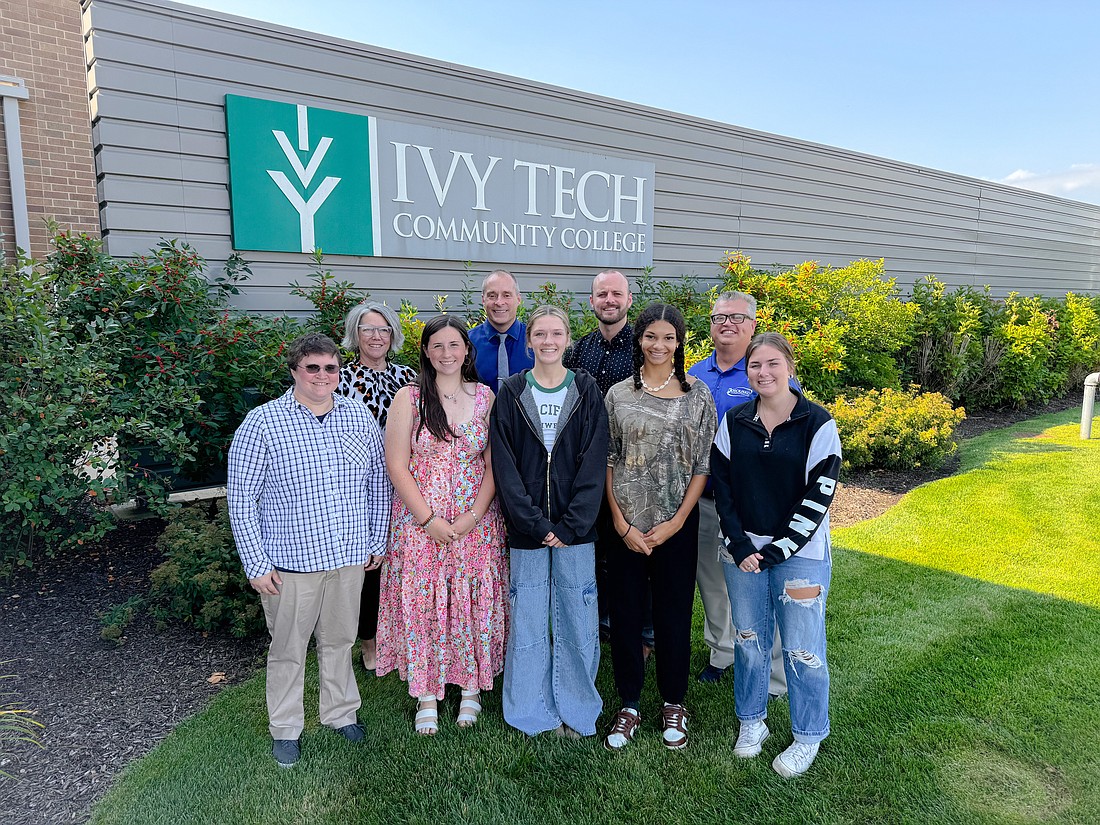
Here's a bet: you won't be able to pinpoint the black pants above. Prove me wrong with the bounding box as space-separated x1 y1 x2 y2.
596 501 655 646
606 506 699 707
357 566 380 640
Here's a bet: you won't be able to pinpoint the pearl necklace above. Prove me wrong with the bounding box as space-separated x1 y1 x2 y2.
640 372 675 392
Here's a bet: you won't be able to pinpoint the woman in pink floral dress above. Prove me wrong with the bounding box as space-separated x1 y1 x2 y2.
377 315 508 735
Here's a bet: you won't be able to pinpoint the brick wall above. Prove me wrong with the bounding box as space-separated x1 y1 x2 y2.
0 0 99 262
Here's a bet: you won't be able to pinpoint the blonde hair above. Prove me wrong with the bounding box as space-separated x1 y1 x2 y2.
525 305 572 347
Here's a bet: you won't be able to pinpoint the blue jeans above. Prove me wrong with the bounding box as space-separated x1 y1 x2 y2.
503 543 602 736
724 551 831 744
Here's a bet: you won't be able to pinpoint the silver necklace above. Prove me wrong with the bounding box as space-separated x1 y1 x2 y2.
442 385 460 401
640 372 675 392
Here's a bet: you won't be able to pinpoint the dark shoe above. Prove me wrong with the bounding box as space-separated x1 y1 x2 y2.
333 723 365 743
272 738 300 767
604 707 641 751
554 723 583 740
660 703 689 750
697 664 728 684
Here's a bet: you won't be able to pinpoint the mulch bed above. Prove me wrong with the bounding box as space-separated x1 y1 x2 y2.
0 520 264 825
0 390 1086 824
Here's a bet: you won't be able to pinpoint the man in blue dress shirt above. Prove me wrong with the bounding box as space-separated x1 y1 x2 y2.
228 333 390 768
688 292 787 696
469 269 534 390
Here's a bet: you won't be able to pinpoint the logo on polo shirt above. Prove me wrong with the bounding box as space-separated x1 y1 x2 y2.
726 387 755 399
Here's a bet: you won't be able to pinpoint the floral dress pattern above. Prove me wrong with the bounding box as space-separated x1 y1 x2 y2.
376 383 508 697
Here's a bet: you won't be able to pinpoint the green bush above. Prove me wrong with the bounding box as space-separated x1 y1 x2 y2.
902 276 1007 407
289 250 369 344
995 293 1060 406
903 277 1100 409
1048 292 1100 388
724 254 917 401
829 386 966 471
54 232 300 484
0 240 196 568
147 500 263 638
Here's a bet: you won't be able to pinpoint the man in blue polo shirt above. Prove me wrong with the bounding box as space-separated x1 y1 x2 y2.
688 291 786 697
469 269 534 390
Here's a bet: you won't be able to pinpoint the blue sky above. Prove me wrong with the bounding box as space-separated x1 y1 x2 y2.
188 0 1100 206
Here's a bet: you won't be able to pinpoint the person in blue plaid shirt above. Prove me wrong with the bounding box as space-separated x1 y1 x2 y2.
227 332 390 768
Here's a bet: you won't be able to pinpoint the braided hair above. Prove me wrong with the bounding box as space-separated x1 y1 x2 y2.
416 314 480 441
631 302 690 393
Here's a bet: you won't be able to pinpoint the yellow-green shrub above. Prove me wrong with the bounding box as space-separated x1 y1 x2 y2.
829 386 966 471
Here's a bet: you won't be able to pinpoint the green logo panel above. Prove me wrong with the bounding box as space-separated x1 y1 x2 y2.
225 95 375 256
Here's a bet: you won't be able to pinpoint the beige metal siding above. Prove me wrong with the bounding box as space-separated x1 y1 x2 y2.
86 0 1100 312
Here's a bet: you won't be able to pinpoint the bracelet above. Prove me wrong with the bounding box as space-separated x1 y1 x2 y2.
617 522 632 539
421 512 437 528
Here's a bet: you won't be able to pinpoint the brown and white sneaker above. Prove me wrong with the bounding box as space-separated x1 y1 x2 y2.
604 707 641 751
660 703 689 750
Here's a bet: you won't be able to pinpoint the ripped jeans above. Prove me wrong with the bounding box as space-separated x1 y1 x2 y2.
503 543 602 736
724 551 831 744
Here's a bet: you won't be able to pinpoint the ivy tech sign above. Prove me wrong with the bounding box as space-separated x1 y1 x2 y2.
224 94 655 267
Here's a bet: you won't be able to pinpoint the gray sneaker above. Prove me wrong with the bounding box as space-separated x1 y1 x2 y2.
272 738 300 768
334 723 365 743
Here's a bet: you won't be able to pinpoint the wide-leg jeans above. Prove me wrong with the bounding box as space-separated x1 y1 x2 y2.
503 542 602 736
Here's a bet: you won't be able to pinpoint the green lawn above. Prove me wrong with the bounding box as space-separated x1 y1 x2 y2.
90 411 1100 825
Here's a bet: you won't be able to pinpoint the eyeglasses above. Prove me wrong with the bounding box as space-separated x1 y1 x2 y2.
710 313 754 325
296 363 340 374
357 325 392 338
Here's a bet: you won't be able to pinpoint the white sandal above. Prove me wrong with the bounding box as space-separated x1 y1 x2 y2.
456 690 482 728
414 695 438 735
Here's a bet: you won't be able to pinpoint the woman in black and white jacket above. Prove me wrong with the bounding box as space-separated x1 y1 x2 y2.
490 305 609 739
711 332 842 779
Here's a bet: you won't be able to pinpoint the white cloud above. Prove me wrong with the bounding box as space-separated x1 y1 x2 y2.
995 164 1100 205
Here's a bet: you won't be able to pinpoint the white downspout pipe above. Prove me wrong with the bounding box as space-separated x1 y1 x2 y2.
1082 373 1100 439
0 75 31 258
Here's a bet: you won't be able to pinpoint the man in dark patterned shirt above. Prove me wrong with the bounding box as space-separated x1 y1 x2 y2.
563 269 634 395
564 270 653 652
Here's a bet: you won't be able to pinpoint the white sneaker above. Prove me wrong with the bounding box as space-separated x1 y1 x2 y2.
772 740 820 777
733 720 770 758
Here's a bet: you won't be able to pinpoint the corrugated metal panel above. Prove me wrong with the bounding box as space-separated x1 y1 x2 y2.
86 0 1100 313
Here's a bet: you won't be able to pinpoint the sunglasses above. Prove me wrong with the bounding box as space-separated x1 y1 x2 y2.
296 363 340 374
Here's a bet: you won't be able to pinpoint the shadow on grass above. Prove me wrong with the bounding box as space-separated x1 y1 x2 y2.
90 546 1100 825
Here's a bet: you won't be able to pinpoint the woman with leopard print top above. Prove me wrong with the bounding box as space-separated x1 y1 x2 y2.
338 300 417 672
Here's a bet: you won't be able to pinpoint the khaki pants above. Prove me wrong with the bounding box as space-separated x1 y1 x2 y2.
260 564 365 740
697 497 787 695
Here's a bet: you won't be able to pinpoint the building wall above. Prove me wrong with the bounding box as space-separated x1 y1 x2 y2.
84 0 1100 313
0 0 100 262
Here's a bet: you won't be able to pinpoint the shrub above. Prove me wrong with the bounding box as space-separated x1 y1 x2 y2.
289 250 369 344
146 500 263 638
0 240 196 568
902 276 1007 407
829 386 966 471
53 232 300 485
724 253 917 401
994 293 1060 406
1048 292 1100 388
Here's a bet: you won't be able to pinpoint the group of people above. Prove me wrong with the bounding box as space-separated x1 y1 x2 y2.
227 267 841 780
